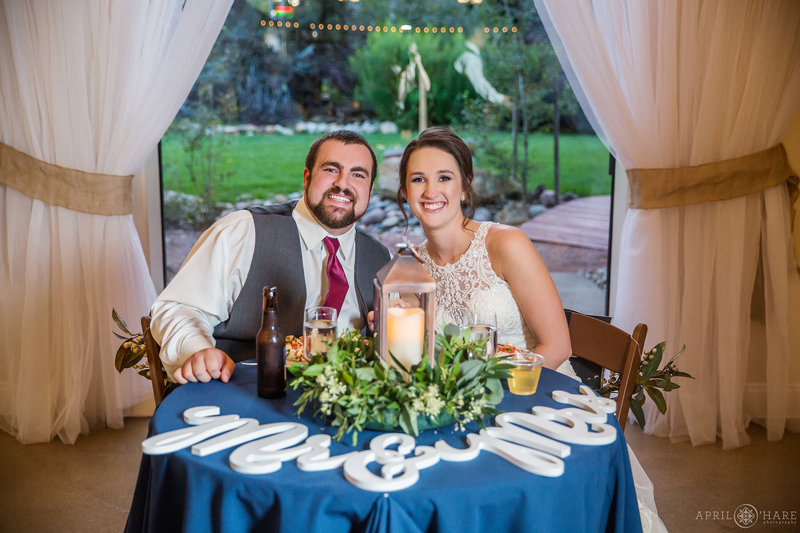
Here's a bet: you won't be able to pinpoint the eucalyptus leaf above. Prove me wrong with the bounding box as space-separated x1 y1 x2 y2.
355 367 376 382
640 350 662 380
114 345 128 373
122 351 144 370
630 400 646 428
400 406 419 436
457 360 483 387
112 308 133 336
442 323 461 338
485 378 503 404
388 352 410 374
303 364 327 377
341 371 354 387
644 385 667 414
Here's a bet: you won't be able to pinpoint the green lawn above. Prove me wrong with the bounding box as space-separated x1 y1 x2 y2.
160 131 610 203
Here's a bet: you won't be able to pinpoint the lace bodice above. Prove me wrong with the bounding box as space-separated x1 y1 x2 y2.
418 222 579 381
417 222 536 350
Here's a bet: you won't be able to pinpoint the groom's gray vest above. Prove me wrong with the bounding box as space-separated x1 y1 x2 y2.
213 201 390 362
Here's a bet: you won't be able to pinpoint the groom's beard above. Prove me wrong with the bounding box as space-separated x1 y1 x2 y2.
308 186 361 229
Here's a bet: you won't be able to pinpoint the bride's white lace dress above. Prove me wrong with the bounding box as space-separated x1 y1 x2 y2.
417 221 667 533
417 222 580 378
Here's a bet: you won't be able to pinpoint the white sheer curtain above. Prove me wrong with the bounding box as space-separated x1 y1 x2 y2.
0 0 232 444
534 0 800 449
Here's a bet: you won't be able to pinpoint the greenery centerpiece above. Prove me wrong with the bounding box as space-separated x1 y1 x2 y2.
288 326 511 445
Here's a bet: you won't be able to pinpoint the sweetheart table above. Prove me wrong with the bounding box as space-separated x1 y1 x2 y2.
125 363 642 533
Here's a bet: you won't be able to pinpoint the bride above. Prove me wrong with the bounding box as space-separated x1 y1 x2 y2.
396 126 667 533
395 126 578 377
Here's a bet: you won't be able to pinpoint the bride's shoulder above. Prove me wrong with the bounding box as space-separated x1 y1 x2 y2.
485 223 531 251
484 223 537 274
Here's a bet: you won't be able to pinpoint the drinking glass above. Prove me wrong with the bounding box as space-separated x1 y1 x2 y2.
506 352 544 395
466 313 498 358
303 307 337 357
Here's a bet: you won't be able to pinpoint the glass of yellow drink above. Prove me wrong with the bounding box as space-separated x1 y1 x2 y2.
506 352 545 395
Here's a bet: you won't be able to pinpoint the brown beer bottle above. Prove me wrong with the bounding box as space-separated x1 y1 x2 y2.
256 286 286 398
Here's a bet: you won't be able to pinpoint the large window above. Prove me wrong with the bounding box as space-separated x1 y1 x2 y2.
160 0 610 315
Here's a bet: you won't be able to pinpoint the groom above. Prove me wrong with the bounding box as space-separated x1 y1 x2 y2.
150 130 391 384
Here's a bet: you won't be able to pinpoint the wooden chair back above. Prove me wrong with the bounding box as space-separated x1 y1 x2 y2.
567 311 647 430
141 316 167 406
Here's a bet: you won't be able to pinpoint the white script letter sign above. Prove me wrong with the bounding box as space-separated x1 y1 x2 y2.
140 388 618 491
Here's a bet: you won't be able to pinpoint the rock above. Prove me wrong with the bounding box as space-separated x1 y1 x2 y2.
540 190 558 208
379 121 399 134
562 192 579 202
274 124 294 136
360 207 385 225
530 183 546 201
360 121 379 134
527 204 546 218
273 193 289 203
162 190 225 229
494 200 530 226
376 149 404 200
473 206 493 222
380 214 401 229
471 168 522 200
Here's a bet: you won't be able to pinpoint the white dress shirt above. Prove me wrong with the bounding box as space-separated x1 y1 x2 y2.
150 199 364 378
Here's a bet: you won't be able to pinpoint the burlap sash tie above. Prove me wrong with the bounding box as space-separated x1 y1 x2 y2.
627 144 798 211
0 142 133 215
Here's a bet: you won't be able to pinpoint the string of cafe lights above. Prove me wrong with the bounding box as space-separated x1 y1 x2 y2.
259 19 517 35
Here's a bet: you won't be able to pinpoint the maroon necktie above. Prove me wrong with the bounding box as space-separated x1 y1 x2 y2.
323 237 348 313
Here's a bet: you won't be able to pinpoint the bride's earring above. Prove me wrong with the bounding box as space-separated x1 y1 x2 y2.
460 193 466 202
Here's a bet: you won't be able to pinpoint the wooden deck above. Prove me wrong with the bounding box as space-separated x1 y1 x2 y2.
518 195 610 250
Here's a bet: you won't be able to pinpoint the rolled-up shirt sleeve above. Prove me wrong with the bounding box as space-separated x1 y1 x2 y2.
150 210 255 379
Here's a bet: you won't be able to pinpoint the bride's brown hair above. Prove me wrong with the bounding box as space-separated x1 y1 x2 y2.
396 127 476 225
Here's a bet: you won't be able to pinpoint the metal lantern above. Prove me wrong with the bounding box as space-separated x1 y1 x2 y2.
374 246 436 369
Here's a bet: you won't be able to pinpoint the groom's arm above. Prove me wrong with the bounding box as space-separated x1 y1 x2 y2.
151 211 255 382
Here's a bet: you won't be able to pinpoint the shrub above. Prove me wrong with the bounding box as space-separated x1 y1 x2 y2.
350 29 473 130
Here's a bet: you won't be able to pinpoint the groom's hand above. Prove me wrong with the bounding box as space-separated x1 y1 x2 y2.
173 348 235 384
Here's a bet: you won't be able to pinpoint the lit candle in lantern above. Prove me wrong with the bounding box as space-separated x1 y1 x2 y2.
386 307 425 369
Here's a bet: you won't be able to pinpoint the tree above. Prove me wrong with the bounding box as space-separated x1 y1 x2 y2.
477 2 580 198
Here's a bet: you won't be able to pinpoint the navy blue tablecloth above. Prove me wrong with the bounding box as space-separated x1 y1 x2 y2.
125 364 642 533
